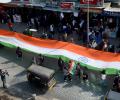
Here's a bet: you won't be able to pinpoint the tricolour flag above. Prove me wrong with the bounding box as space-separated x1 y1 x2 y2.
0 29 120 75
69 60 76 75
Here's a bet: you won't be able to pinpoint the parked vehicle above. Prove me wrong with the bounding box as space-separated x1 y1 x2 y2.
27 64 56 90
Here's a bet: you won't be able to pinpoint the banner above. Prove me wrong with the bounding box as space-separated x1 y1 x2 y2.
0 29 120 74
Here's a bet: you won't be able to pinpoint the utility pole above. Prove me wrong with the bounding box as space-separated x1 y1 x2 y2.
87 0 90 43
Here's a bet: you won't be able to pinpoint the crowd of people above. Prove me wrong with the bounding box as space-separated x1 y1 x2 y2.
16 46 89 83
15 47 89 82
0 7 120 90
0 45 120 91
32 54 89 82
0 8 120 53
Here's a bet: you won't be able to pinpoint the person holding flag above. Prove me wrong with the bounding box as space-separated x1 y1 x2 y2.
68 60 77 81
68 60 77 75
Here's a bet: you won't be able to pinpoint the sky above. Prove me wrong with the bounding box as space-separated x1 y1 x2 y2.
0 0 11 3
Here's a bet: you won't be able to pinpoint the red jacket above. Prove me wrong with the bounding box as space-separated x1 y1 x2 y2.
8 22 13 27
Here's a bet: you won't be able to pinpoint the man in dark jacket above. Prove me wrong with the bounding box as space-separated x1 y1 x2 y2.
37 54 44 65
16 47 22 59
76 63 81 79
58 57 64 71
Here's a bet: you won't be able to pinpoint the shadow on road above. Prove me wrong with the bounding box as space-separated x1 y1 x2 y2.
0 47 34 69
15 70 27 77
54 71 106 98
7 80 49 100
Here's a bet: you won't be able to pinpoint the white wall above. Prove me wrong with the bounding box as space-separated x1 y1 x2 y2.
0 0 11 3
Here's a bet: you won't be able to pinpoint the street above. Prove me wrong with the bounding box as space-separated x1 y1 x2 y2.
0 22 115 100
0 44 106 100
0 22 118 100
0 0 120 99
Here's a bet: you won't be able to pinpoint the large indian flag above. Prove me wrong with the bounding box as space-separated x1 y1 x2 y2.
0 29 120 74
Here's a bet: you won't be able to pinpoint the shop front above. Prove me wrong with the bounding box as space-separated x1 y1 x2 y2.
103 7 120 38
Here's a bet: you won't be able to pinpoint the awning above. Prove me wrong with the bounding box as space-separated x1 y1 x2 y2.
0 3 19 7
43 7 77 13
104 7 120 12
81 7 103 13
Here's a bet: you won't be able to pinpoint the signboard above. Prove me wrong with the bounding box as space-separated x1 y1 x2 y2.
103 11 120 17
81 8 103 13
45 1 58 8
80 0 97 5
60 2 75 9
80 0 103 6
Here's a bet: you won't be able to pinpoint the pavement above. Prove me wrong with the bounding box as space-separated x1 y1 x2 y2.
0 22 118 100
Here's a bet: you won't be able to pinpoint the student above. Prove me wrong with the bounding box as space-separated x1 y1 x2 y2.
116 78 120 92
76 63 81 79
0 69 9 88
68 72 72 82
16 47 22 59
32 56 37 64
63 33 68 42
82 67 88 81
7 20 13 31
101 69 107 87
50 24 54 35
113 74 120 90
37 54 44 65
63 67 68 82
113 76 119 87
58 57 64 71
68 60 74 81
